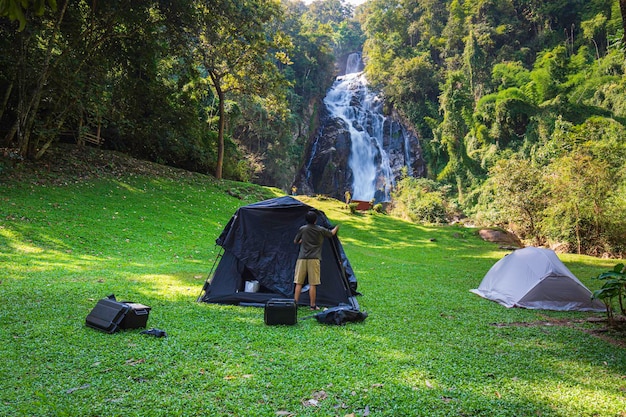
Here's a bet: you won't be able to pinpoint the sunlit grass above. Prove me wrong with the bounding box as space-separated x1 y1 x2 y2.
0 175 624 416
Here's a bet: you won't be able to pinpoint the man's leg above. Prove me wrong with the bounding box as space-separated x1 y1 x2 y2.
309 284 317 308
294 283 303 304
308 259 321 308
294 259 307 304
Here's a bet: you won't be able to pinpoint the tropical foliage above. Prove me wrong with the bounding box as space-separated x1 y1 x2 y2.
357 0 626 256
0 0 352 183
592 263 626 323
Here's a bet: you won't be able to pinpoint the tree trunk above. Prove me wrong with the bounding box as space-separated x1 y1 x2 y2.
17 0 69 159
210 71 225 180
619 0 626 48
575 204 582 255
0 80 13 122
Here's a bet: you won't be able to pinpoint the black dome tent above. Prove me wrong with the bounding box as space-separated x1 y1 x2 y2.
198 196 359 308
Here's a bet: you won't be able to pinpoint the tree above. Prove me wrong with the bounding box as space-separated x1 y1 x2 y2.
194 0 290 179
544 154 612 254
536 116 626 254
434 69 483 195
442 0 467 61
619 0 626 44
0 0 183 161
491 61 531 90
462 29 487 100
7 0 69 159
0 0 56 30
385 53 440 139
486 156 546 241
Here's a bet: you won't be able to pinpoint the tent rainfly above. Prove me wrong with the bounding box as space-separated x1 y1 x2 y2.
198 196 359 309
470 247 604 311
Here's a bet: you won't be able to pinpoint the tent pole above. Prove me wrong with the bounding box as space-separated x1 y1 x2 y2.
197 247 224 302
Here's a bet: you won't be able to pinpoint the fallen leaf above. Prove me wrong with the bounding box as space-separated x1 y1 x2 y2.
275 412 293 416
371 383 384 388
312 390 327 400
425 380 434 388
495 391 502 398
363 405 371 416
302 399 319 407
441 396 453 403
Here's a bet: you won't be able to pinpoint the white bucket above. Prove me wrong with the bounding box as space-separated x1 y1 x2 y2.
244 280 260 293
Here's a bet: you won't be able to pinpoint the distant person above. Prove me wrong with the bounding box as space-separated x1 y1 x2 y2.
293 210 339 310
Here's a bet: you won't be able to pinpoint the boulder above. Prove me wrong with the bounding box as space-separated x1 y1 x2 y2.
478 229 524 249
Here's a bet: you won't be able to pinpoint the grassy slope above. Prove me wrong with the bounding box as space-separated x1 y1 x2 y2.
1 148 625 416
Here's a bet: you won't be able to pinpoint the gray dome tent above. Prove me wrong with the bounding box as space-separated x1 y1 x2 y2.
199 196 359 308
471 247 604 311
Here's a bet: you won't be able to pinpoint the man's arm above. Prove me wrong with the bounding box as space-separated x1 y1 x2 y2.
331 225 339 236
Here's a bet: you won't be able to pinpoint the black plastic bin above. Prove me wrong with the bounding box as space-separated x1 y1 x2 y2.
264 298 297 325
86 297 151 333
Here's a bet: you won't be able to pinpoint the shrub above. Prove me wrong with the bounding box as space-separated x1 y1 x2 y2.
592 263 626 325
391 176 451 224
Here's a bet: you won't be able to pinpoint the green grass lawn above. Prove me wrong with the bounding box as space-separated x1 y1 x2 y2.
1 164 625 416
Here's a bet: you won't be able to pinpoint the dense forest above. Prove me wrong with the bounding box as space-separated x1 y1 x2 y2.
1 0 626 256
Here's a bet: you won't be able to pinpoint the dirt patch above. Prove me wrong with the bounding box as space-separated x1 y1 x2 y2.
491 315 626 348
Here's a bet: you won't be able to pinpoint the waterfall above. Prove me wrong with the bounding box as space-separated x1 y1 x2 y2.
293 52 423 203
402 125 414 177
323 53 394 202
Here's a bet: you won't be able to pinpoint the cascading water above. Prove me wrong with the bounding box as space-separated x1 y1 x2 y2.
292 52 424 203
323 53 394 202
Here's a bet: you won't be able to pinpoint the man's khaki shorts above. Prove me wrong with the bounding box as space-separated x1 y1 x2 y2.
294 259 321 285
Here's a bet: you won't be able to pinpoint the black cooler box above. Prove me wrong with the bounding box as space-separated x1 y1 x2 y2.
264 298 297 325
86 297 151 333
120 302 151 330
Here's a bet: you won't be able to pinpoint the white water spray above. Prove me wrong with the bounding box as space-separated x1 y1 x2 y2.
323 53 394 202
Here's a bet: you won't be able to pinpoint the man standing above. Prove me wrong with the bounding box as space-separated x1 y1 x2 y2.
293 210 339 310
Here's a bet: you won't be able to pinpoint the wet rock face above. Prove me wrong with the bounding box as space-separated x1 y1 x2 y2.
292 108 352 199
383 115 426 180
292 106 425 201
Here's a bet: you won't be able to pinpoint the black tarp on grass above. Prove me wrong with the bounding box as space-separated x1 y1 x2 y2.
199 196 359 308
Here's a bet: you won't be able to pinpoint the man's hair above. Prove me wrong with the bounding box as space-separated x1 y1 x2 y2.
305 211 317 224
